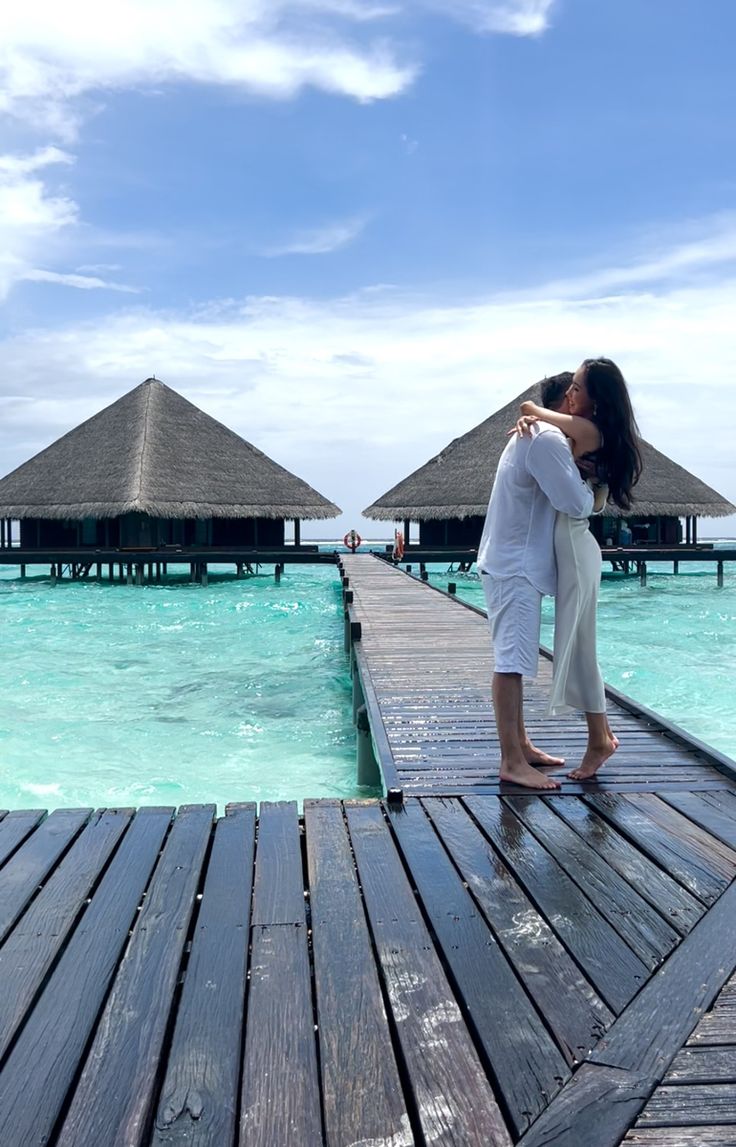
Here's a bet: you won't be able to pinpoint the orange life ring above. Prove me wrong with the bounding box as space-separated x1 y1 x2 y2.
393 530 405 561
343 530 362 552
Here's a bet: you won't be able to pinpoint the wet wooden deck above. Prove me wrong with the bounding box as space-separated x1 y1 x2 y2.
1 794 736 1145
340 553 736 799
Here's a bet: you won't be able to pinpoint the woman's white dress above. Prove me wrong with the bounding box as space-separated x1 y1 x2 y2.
547 496 606 716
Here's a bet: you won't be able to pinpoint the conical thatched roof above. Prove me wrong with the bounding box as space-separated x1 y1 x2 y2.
0 379 340 520
364 383 735 521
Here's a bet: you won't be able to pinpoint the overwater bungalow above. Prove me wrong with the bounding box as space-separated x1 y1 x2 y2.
363 382 735 549
0 378 340 554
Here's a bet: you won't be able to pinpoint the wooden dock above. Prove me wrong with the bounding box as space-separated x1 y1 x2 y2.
2 552 735 1144
1 795 736 1145
340 553 736 800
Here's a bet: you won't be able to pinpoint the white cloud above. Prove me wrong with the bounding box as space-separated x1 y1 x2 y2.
419 0 556 35
0 1 417 138
0 147 139 299
1 230 736 535
262 216 369 256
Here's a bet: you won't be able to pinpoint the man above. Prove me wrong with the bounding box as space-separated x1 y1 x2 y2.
477 373 594 789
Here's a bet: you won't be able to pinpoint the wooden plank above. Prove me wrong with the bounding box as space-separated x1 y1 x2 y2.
688 992 736 1045
0 809 46 868
518 879 736 1147
346 801 514 1146
56 804 215 1147
637 1083 736 1126
305 800 410 1147
623 794 736 880
465 796 649 1013
0 806 132 1061
0 807 173 1147
660 791 736 850
240 801 323 1147
0 807 91 942
152 803 256 1147
423 796 612 1061
586 793 734 904
251 800 305 925
389 798 568 1135
665 1047 736 1083
624 1128 736 1144
545 795 704 937
507 796 680 969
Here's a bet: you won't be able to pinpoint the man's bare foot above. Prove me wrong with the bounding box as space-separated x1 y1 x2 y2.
523 744 565 767
567 736 617 780
500 760 562 789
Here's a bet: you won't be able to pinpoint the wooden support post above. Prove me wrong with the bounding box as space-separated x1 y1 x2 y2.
421 569 429 582
275 564 281 584
294 517 301 547
639 561 647 587
201 563 208 587
96 562 102 578
406 564 412 573
126 564 133 585
352 668 365 722
717 561 724 587
135 563 143 587
673 560 679 575
342 575 349 589
693 516 698 544
448 582 457 595
190 562 196 582
108 563 114 581
356 704 381 788
20 564 26 578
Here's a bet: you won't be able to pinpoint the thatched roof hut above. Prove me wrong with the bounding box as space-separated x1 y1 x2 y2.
363 382 735 523
0 378 340 522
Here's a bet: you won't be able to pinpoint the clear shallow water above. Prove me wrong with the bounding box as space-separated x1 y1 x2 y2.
2 546 735 812
431 546 736 761
0 564 361 811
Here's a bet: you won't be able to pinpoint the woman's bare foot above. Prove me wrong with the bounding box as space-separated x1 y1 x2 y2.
567 736 617 780
522 740 565 767
501 759 562 789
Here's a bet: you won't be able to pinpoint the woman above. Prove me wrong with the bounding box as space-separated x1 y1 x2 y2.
517 357 642 778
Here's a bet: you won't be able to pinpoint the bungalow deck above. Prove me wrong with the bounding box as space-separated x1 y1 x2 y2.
1 552 735 1145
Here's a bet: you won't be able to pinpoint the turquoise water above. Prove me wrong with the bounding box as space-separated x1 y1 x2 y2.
0 564 361 811
432 546 736 760
1 548 734 812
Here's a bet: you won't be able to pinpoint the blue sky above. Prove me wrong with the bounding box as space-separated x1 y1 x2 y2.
1 0 736 536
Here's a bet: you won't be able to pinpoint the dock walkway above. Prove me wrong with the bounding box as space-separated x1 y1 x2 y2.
1 796 736 1145
341 553 736 799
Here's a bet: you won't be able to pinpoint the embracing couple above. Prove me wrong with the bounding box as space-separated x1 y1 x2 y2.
478 357 642 790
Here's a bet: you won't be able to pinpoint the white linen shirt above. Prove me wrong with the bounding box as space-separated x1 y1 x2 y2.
477 423 595 596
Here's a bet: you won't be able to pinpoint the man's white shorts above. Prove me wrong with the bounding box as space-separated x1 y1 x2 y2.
481 574 542 677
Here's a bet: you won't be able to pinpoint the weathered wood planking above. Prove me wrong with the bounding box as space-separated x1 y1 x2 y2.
56 804 215 1147
0 793 733 1146
239 801 323 1147
152 803 256 1146
340 554 736 798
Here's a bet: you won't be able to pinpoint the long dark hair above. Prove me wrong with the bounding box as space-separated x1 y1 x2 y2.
582 357 642 510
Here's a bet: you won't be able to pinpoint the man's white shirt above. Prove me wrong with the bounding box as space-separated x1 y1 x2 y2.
477 423 595 596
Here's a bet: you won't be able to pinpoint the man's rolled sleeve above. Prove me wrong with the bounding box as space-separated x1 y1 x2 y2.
526 431 595 518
